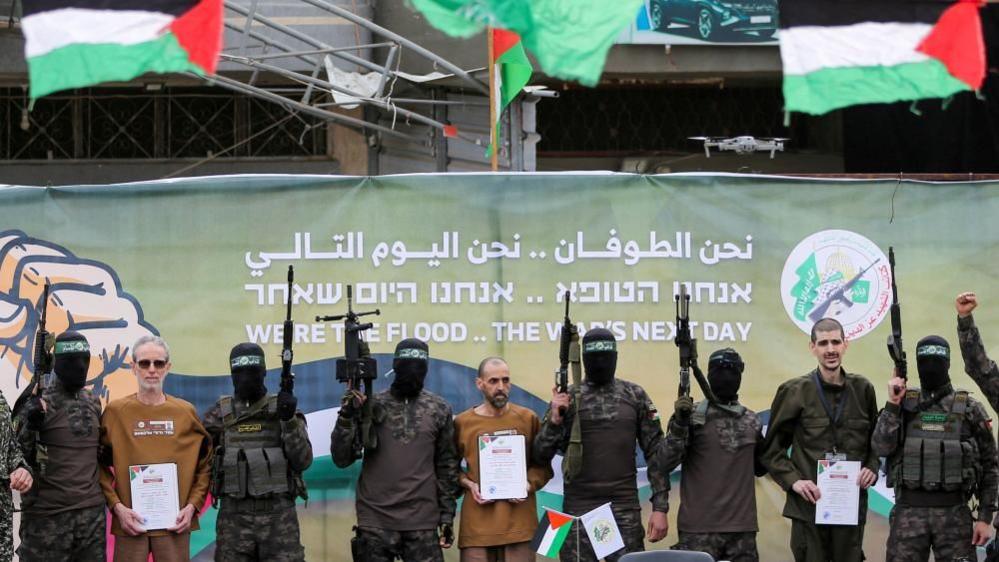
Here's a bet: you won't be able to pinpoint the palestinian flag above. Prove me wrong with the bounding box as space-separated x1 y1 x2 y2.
779 0 987 115
531 508 574 558
488 28 532 157
22 0 223 101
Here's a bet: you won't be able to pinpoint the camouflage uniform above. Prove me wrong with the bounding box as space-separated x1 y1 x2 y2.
662 401 765 562
0 392 30 562
532 379 668 562
871 388 997 562
331 389 460 562
958 314 999 411
672 532 758 562
355 528 444 562
13 379 105 562
203 395 313 562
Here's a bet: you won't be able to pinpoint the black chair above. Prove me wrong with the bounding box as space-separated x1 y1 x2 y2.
619 550 716 562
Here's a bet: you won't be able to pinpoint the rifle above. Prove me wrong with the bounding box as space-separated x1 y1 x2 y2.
317 285 380 457
807 259 881 323
280 266 295 394
557 291 583 482
14 282 51 417
674 284 719 403
675 284 694 399
555 291 572 401
886 247 907 386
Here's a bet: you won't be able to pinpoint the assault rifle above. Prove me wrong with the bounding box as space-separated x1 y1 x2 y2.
887 247 907 385
14 282 51 417
674 284 719 403
555 291 575 415
317 285 380 456
280 266 295 394
675 284 695 399
807 259 880 323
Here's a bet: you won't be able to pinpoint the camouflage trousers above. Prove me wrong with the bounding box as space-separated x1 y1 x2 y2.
356 526 443 562
886 504 976 562
216 498 305 562
17 504 106 562
559 506 644 562
0 489 11 562
673 531 758 562
789 518 865 562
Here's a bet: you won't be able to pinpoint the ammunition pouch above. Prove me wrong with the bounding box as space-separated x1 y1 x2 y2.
217 395 298 500
889 390 976 495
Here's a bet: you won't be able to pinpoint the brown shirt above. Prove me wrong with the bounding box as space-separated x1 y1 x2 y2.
453 403 552 548
99 394 213 536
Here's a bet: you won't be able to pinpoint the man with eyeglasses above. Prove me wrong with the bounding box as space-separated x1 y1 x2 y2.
99 335 213 562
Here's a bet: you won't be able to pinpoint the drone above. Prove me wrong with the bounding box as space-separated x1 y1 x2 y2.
689 136 789 159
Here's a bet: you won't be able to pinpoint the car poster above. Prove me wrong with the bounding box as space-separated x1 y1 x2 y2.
619 0 778 45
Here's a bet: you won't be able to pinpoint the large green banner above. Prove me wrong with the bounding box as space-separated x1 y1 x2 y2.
2 174 998 561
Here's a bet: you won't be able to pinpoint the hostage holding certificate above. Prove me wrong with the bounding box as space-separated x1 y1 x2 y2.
478 434 528 500
815 459 861 526
129 463 180 530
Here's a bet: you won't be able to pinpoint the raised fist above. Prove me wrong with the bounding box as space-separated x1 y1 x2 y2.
0 230 158 405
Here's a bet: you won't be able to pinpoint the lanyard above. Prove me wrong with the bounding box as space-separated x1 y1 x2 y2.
812 371 847 453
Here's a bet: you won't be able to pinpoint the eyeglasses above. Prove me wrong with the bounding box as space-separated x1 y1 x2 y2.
135 359 168 370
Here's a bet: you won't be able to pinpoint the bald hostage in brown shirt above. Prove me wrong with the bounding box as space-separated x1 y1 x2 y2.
453 357 552 562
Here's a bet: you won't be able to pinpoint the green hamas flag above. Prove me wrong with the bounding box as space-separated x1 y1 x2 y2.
791 253 820 322
407 0 642 86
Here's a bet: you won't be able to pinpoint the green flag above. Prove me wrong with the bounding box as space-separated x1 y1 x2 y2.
408 0 642 86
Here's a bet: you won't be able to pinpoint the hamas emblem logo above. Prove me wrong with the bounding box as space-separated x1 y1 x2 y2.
395 348 429 360
779 230 891 339
230 355 263 368
55 340 90 354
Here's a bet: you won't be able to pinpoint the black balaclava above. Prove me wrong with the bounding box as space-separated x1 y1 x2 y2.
53 331 90 392
230 342 267 403
582 328 617 386
916 335 951 392
391 338 429 398
707 347 744 403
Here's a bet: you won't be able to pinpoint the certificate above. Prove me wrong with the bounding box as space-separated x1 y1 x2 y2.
478 434 528 501
129 463 180 531
815 459 860 526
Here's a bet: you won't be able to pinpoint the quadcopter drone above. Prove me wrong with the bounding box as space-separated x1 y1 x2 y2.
689 136 789 159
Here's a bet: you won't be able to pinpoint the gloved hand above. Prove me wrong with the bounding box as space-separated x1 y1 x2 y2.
340 391 359 419
438 522 454 548
276 391 297 422
674 396 694 426
25 396 45 432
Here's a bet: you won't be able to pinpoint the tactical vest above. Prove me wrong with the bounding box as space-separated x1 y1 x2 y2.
218 395 292 498
890 389 977 493
691 399 746 426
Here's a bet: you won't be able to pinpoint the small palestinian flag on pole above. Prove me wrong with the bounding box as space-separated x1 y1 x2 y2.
531 508 574 558
779 0 987 115
487 27 532 165
22 0 223 101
